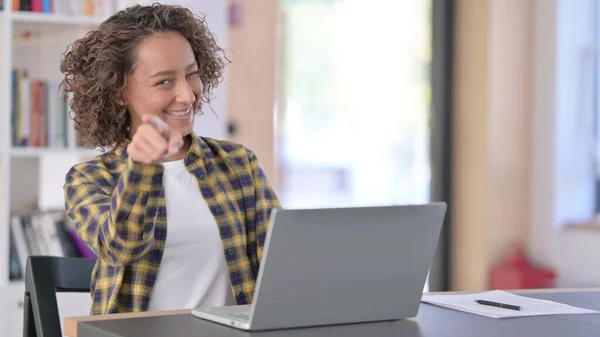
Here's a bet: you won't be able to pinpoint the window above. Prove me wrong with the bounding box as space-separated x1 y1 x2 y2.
276 0 433 209
276 0 435 292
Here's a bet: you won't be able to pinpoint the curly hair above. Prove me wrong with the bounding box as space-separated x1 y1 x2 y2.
59 3 226 149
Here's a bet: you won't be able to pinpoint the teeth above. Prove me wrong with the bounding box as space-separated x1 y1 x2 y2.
164 108 191 117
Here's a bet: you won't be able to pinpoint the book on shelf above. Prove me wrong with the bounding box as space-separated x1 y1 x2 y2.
11 0 116 17
9 210 96 280
11 67 83 149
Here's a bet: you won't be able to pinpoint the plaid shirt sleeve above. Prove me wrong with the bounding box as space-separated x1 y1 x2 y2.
64 157 164 266
245 149 281 267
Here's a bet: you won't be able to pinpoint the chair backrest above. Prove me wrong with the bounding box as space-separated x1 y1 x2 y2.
23 256 96 337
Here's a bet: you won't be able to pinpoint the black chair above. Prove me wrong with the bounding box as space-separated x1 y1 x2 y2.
23 256 96 337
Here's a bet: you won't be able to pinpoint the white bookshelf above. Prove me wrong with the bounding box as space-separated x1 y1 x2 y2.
0 2 13 290
11 11 106 25
0 2 136 291
10 147 100 158
0 3 133 334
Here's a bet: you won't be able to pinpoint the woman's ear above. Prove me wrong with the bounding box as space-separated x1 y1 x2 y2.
117 77 130 106
115 93 127 106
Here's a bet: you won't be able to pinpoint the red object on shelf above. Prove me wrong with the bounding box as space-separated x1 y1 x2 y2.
489 242 556 290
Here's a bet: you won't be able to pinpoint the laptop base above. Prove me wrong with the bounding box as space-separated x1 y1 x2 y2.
192 305 252 330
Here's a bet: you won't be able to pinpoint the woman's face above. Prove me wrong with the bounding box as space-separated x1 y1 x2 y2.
122 31 202 139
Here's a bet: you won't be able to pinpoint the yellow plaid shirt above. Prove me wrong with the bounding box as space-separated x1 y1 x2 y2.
64 134 280 314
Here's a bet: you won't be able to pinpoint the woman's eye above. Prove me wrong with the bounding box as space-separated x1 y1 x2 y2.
156 79 172 86
186 71 200 78
155 72 198 86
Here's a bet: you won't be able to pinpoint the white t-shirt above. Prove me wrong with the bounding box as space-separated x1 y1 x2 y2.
147 159 236 311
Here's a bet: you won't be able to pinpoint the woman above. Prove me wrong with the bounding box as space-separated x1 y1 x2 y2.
61 3 280 315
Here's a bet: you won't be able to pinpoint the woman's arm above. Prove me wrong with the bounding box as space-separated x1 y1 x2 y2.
64 157 163 266
245 149 281 270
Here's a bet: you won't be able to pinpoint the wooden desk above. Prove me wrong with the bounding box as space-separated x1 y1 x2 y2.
64 309 191 337
64 288 600 337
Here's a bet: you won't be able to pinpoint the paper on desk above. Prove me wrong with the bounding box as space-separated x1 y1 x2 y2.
421 290 599 319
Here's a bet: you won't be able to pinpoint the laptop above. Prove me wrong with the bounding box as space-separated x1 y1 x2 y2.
192 202 447 331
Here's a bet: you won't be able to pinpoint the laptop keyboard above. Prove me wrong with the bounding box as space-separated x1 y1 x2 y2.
225 312 251 322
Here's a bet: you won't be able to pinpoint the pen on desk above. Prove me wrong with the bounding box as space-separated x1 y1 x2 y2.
475 300 521 311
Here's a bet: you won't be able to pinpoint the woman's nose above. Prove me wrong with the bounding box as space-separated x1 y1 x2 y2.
176 80 195 104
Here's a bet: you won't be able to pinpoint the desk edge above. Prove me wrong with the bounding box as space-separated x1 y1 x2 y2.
426 287 600 295
64 288 600 337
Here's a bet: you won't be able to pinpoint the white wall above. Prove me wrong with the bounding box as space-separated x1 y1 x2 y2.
529 0 559 275
530 0 600 287
553 0 596 229
555 229 600 287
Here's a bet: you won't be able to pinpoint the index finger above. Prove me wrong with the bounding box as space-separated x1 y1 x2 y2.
142 115 169 134
167 130 184 155
142 115 183 155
